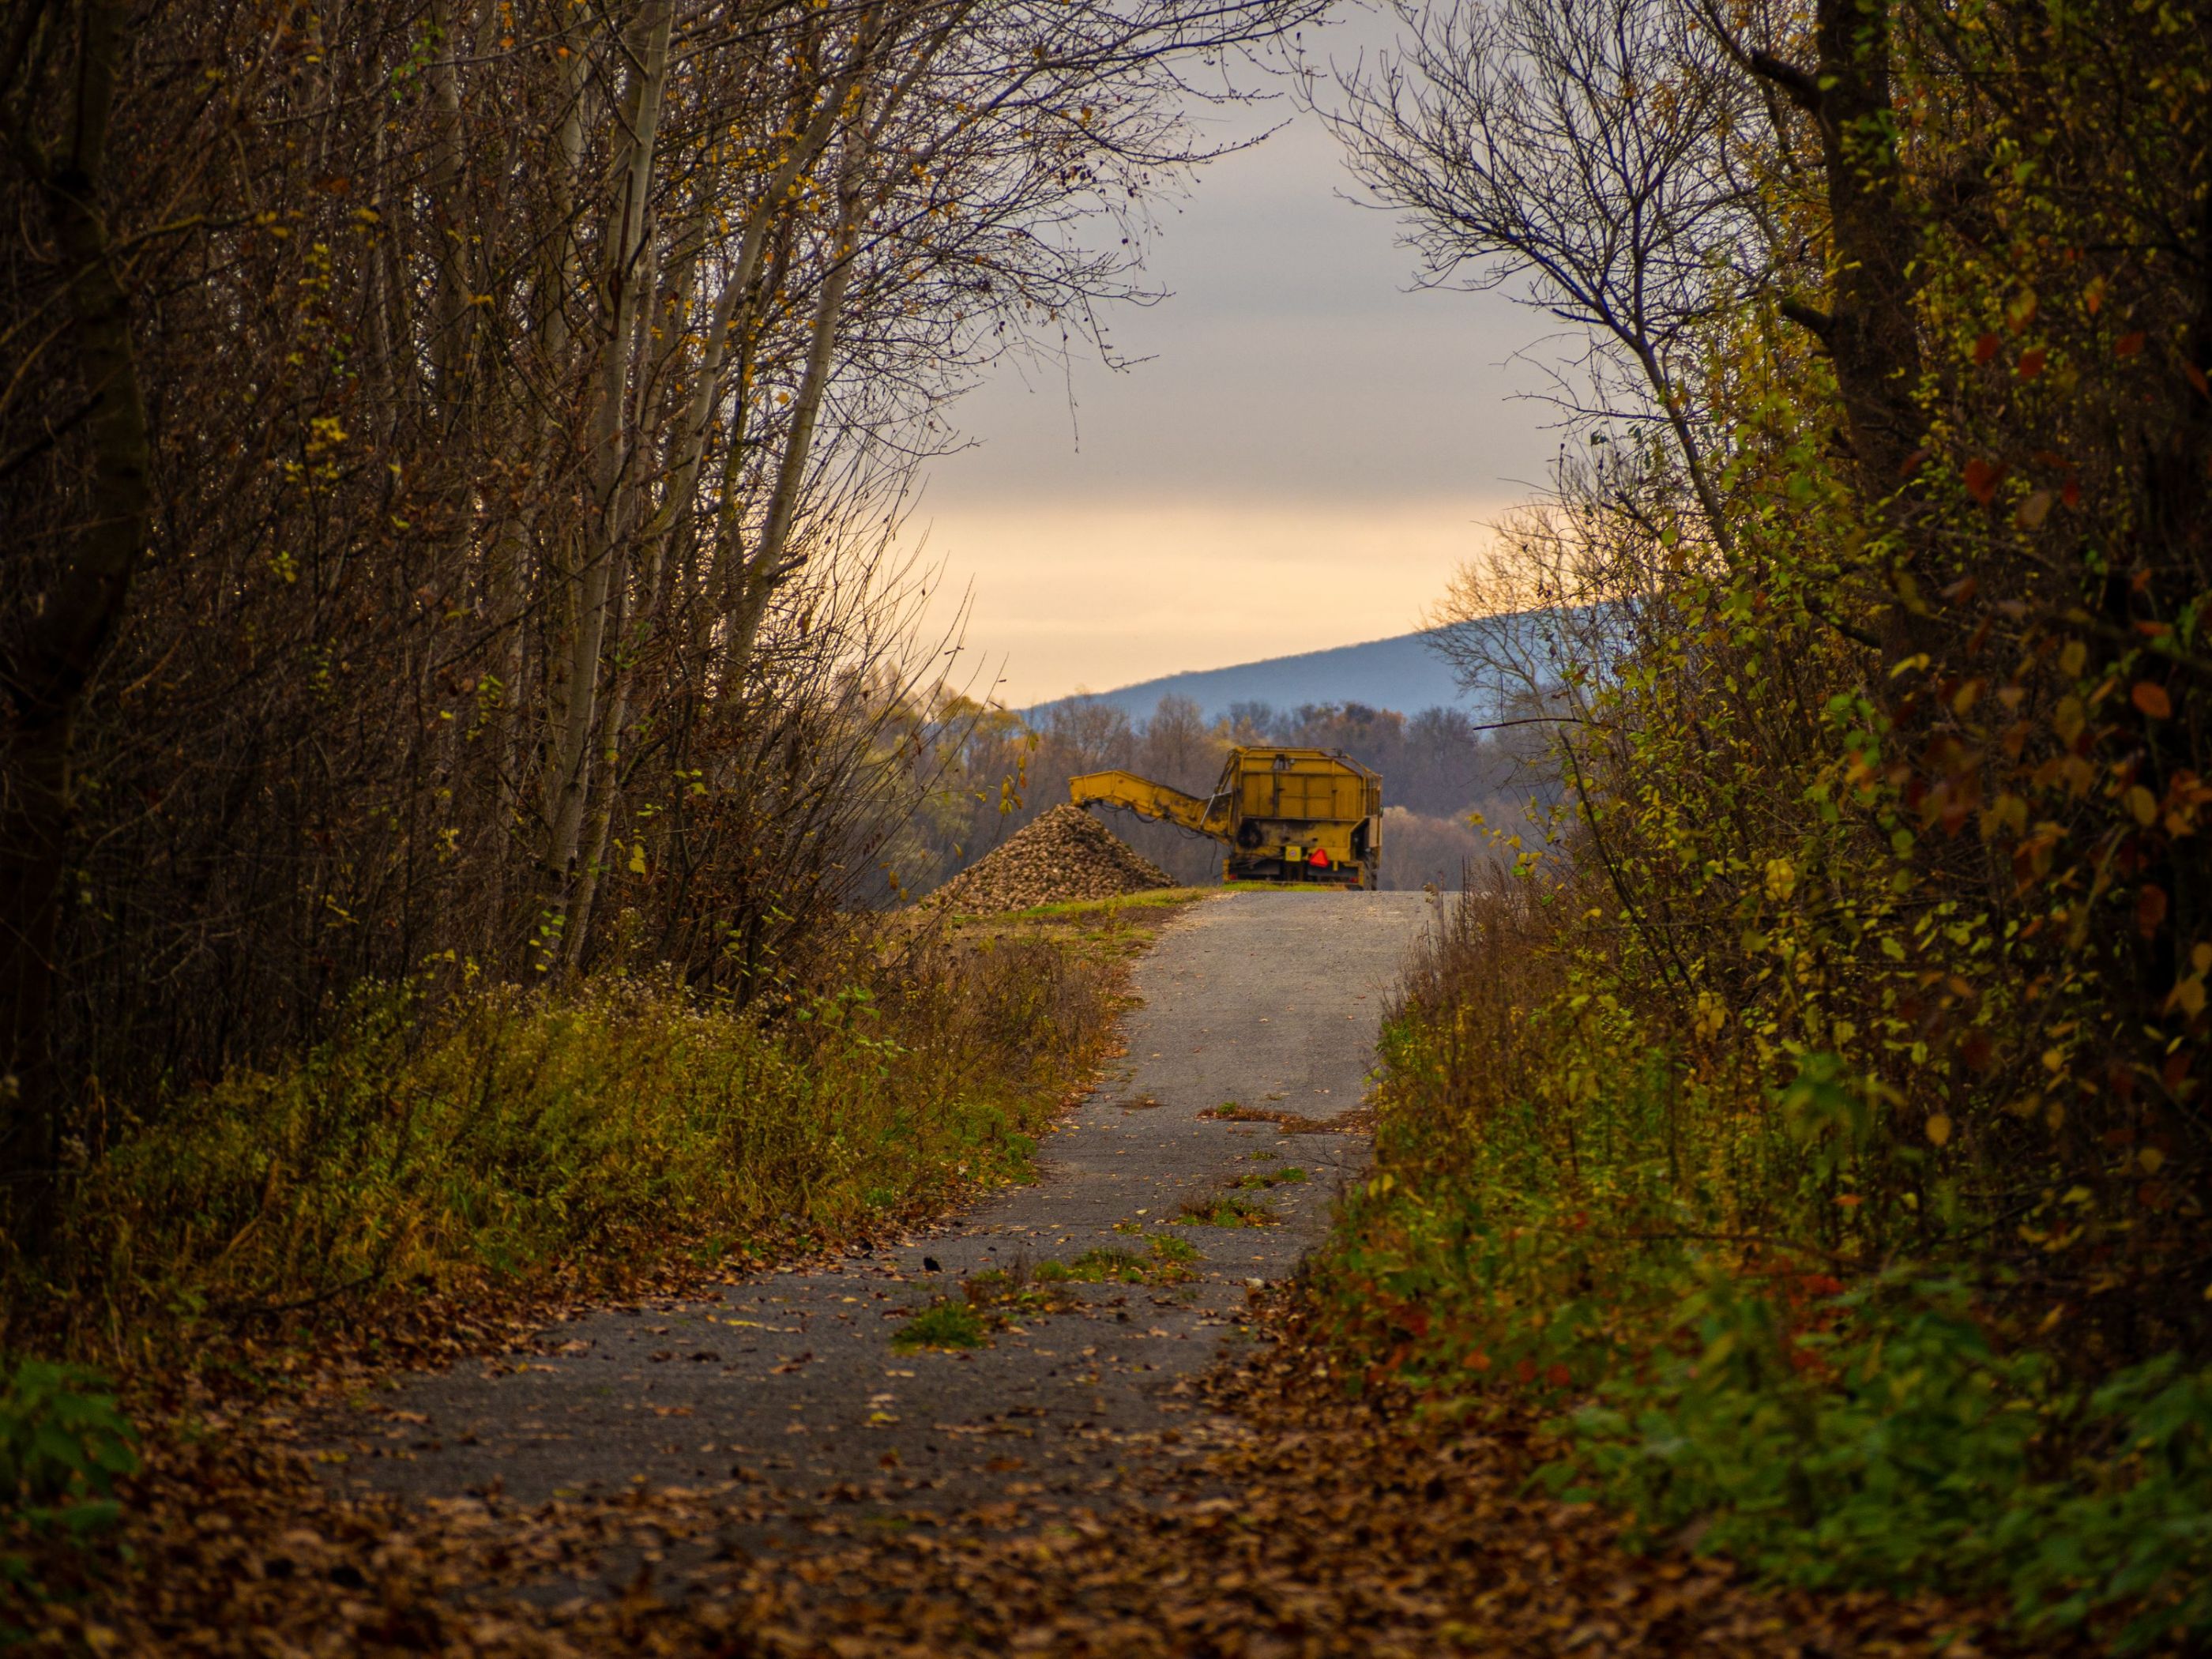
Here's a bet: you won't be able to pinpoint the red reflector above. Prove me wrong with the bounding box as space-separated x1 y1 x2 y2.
1309 847 1330 867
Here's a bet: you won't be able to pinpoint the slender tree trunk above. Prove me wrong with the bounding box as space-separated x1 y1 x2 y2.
0 0 153 1236
540 0 672 949
726 168 866 683
1808 0 1923 495
426 0 476 419
655 65 859 563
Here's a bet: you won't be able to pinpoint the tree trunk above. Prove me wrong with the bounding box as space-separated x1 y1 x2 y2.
0 0 154 1237
540 0 672 943
1809 0 1924 497
724 117 871 687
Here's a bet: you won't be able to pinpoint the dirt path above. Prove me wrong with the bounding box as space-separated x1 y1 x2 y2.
333 891 1439 1534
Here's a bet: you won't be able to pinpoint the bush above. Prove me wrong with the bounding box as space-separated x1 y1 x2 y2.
1319 883 2212 1647
0 1360 136 1531
6 927 1115 1364
1 1358 137 1624
1556 1272 2212 1652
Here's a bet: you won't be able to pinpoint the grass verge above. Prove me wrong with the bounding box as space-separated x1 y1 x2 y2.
8 930 1115 1370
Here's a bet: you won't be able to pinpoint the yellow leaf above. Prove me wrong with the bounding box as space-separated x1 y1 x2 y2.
2127 785 2159 826
628 842 649 875
2195 943 2212 975
1979 792 2029 840
2140 1146 2166 1175
1926 1114 1953 1147
2060 640 2087 677
1764 857 1796 901
2175 977 2206 1018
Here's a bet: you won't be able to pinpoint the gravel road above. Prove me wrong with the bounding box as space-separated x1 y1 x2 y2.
333 890 1439 1533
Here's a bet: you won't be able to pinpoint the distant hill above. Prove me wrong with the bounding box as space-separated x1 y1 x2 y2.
1034 629 1483 724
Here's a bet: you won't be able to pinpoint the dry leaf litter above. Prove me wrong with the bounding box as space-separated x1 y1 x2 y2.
16 1288 2069 1658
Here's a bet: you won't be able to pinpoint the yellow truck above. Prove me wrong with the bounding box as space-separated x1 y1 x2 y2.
1069 747 1382 889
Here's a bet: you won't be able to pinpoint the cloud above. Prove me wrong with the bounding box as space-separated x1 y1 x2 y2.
905 35 1570 705
919 495 1508 706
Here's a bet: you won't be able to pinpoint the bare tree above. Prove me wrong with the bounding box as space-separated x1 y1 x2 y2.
1319 0 1768 550
0 0 1333 1235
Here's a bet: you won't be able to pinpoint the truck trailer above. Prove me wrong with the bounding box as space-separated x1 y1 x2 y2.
1069 747 1382 890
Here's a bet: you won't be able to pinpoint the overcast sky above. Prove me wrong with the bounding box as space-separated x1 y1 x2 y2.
910 6 1567 708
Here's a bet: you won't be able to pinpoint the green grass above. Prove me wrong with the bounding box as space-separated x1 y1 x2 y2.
1034 1236 1200 1287
890 1300 989 1352
1035 1250 1145 1285
1006 887 1216 920
929 887 1215 927
1177 1191 1279 1228
1235 1166 1307 1190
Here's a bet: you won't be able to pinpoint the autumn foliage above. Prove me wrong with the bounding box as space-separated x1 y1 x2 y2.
0 2 1322 1245
1316 0 2212 1642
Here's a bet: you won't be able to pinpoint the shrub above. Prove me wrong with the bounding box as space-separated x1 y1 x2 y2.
6 927 1115 1366
1 1358 137 1624
1320 881 2212 1646
0 1361 136 1532
1556 1272 2212 1652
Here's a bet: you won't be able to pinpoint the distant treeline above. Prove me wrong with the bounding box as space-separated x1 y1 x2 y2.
895 693 1558 893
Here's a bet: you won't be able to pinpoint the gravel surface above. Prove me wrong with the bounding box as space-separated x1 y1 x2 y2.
927 803 1176 913
329 890 1439 1545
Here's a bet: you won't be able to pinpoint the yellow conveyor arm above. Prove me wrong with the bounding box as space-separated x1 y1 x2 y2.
1068 769 1231 841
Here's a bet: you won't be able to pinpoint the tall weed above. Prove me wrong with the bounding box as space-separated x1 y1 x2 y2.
6 930 1113 1365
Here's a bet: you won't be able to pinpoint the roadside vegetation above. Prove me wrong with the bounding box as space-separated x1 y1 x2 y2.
1306 0 2212 1649
15 932 1117 1368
